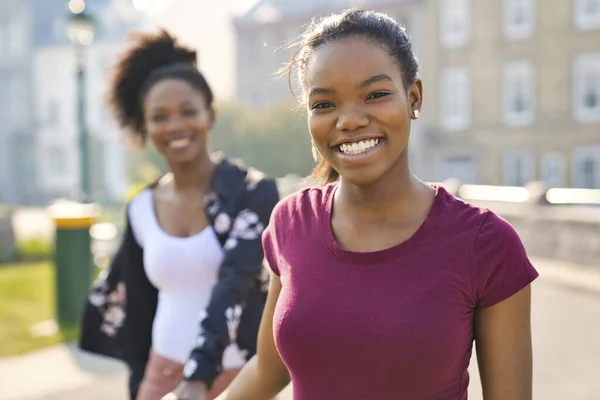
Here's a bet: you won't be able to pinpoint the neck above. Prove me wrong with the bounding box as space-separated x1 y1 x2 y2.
167 153 216 194
336 154 433 223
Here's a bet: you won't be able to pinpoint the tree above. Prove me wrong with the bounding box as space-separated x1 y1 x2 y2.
210 102 314 177
124 101 315 197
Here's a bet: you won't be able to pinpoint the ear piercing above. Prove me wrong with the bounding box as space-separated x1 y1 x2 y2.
412 110 420 120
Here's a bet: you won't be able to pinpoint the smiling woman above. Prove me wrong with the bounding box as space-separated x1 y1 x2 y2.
78 30 279 400
214 8 538 400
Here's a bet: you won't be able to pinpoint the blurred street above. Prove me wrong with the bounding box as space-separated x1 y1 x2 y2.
1 258 598 400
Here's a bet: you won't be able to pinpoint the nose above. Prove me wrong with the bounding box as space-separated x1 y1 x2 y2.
164 115 186 134
335 103 369 132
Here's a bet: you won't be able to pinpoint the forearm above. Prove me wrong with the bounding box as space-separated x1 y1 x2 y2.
219 356 290 400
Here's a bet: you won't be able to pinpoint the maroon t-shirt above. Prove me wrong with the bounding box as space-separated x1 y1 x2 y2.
262 184 538 400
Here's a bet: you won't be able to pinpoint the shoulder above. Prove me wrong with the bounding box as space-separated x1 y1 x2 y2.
214 153 278 200
125 188 154 246
435 184 527 263
245 167 278 199
261 185 332 276
473 209 524 253
268 183 333 232
436 186 538 306
470 209 538 307
126 187 153 219
435 185 524 252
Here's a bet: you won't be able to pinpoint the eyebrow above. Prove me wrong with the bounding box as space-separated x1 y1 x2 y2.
360 73 393 87
308 73 394 97
150 100 196 111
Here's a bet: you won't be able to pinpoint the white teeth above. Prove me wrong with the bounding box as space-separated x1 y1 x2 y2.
339 138 380 155
170 138 190 149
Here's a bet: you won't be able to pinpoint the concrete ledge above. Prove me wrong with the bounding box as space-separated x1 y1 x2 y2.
532 257 600 296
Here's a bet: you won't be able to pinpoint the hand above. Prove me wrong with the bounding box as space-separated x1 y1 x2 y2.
161 380 208 400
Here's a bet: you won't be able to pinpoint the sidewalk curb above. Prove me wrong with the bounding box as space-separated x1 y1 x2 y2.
0 344 125 400
532 257 600 296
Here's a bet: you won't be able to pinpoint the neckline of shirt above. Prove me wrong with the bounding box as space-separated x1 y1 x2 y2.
319 183 449 264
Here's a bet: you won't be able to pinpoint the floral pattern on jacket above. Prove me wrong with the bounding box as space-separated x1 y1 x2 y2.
79 154 280 388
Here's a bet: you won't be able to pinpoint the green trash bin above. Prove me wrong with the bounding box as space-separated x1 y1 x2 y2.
49 202 100 331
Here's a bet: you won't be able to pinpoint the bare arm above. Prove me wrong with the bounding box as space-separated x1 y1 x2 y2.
217 272 290 400
475 284 533 400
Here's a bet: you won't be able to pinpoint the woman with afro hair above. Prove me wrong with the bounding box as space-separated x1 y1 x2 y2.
79 29 279 400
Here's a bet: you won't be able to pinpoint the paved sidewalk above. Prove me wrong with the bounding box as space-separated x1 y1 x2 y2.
0 257 596 400
0 343 127 400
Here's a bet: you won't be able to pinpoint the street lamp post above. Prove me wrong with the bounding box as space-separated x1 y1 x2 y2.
66 1 94 202
51 1 98 334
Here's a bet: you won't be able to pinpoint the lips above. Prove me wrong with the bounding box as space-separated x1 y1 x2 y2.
337 138 381 155
331 136 385 156
168 137 192 149
328 136 385 166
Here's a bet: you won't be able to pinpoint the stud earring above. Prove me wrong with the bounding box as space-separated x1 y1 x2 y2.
413 110 420 120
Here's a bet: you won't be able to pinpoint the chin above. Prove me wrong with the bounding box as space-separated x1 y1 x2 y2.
338 165 387 187
166 151 201 165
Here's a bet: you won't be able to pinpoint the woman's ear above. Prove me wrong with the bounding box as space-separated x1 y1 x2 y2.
408 79 423 119
208 106 217 129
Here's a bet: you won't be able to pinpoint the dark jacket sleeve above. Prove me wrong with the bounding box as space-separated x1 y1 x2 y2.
183 177 279 386
79 213 132 360
79 203 157 368
120 209 157 366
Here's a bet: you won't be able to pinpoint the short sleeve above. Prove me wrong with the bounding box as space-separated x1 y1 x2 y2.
262 224 280 276
260 191 300 278
472 212 539 308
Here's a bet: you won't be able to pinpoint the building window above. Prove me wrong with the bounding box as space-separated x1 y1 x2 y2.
503 0 535 39
573 53 600 123
573 147 600 188
503 61 535 126
435 156 477 183
441 67 470 130
574 0 600 30
541 153 565 188
440 0 471 48
503 149 535 186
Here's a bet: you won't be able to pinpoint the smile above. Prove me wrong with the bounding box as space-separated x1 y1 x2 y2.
169 137 192 149
335 138 383 156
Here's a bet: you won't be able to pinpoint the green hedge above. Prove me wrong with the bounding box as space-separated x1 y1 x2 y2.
16 237 53 262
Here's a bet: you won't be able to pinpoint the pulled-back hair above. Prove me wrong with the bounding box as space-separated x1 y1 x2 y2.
282 9 419 185
107 29 214 142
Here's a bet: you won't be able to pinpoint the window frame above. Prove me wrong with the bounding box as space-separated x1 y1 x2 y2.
440 67 471 131
502 60 536 127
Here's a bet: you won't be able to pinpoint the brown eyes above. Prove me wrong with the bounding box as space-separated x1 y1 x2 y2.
367 91 392 100
310 91 392 111
311 102 334 110
150 108 198 122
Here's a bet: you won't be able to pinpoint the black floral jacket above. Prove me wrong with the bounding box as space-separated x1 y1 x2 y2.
79 154 280 388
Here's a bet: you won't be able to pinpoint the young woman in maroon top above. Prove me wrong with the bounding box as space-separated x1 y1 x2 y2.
167 8 538 400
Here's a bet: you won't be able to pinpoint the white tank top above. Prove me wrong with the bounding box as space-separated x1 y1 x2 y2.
128 189 224 364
